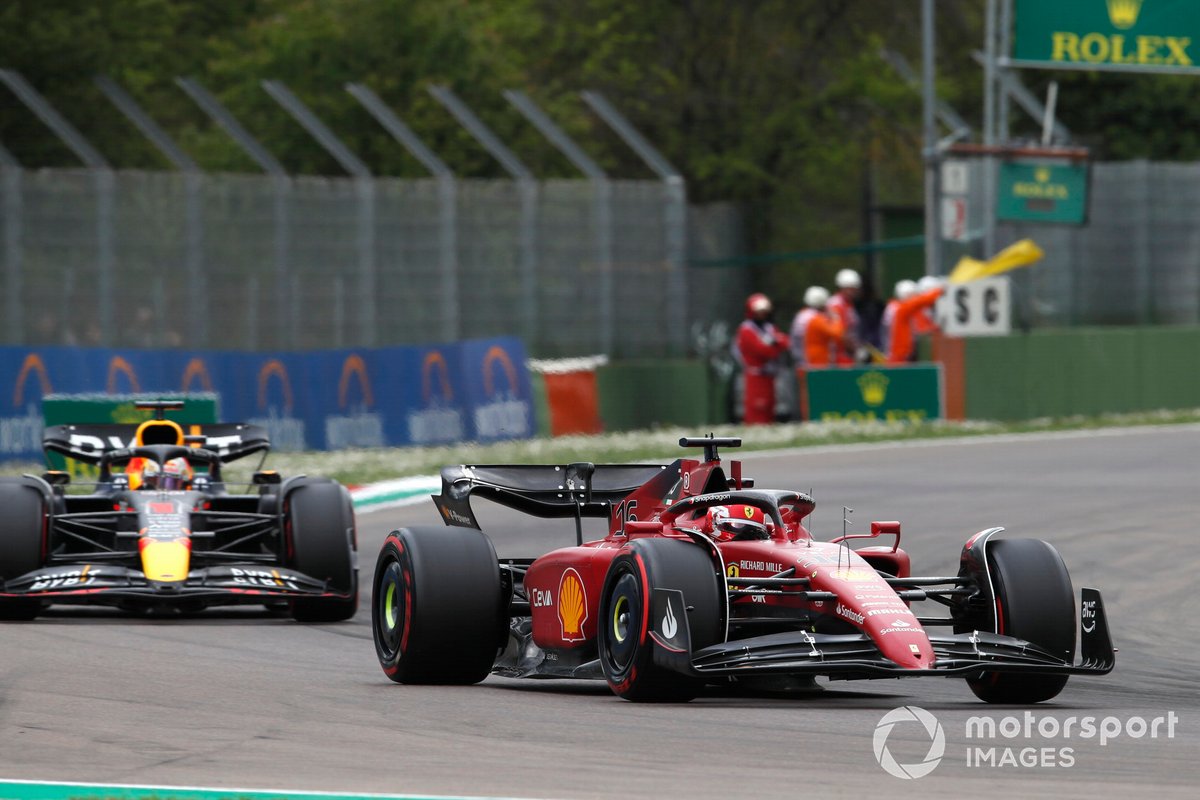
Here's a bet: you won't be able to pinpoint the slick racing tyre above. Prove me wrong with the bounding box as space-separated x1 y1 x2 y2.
598 538 724 702
284 481 359 622
373 526 504 684
964 538 1075 704
0 479 47 621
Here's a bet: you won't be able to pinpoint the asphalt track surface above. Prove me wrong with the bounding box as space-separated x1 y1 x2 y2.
2 426 1197 799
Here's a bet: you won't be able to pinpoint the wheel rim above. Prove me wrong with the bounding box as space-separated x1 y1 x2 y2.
376 559 404 659
605 572 641 673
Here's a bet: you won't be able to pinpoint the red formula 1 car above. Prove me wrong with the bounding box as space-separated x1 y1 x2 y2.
371 436 1114 703
0 401 357 622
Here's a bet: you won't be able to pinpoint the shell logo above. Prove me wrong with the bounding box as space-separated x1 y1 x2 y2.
557 568 588 642
834 568 879 583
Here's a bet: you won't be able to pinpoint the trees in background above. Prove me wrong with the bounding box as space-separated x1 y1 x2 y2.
2 0 1196 310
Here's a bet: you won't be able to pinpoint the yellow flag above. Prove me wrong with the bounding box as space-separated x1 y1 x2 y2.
948 239 1045 284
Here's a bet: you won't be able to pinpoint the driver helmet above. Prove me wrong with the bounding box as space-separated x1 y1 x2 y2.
161 457 192 490
140 460 161 490
705 504 770 542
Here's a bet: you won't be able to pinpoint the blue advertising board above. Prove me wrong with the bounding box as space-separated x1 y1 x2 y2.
0 337 535 461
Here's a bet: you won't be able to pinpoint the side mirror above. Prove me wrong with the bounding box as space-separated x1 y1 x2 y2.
252 470 282 485
42 470 71 486
624 520 664 536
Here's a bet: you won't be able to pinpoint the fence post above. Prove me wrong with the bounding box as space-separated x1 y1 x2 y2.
262 79 377 347
428 85 537 347
1134 160 1152 324
346 83 461 344
0 69 114 345
176 77 293 349
1 147 21 344
96 76 209 347
581 91 687 357
503 90 614 356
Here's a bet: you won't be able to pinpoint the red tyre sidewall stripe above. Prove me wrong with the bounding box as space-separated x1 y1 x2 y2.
988 596 1006 686
634 553 649 646
396 540 413 654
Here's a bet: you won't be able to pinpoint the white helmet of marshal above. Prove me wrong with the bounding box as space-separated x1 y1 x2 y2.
835 268 862 289
804 285 830 309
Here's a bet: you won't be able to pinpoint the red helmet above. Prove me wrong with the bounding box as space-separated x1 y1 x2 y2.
705 504 770 542
744 293 772 319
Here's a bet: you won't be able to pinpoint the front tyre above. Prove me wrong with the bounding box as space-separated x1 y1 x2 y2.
965 538 1075 703
373 526 504 685
598 538 723 702
0 479 48 621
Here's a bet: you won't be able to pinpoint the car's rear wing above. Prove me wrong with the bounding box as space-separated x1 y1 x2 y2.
43 422 271 465
432 463 672 530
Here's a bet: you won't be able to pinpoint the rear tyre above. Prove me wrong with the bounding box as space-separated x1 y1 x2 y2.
598 538 724 702
285 482 358 622
0 480 47 621
964 538 1075 703
373 526 504 684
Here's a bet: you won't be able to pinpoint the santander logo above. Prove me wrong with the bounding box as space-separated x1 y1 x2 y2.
836 602 865 624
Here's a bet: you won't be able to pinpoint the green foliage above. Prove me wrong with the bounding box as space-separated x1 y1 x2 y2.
3 0 1195 315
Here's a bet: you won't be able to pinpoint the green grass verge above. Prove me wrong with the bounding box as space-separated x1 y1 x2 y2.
8 409 1199 488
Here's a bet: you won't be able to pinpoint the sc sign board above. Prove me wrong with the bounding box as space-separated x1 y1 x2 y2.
938 277 1011 337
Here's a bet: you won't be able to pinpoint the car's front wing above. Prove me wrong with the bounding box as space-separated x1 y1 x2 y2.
0 564 351 610
648 587 1115 681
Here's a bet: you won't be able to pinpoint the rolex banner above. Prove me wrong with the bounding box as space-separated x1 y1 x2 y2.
1014 0 1200 71
803 365 943 423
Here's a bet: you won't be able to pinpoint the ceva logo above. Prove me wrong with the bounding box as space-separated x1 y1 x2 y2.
325 354 384 448
249 358 306 451
1 353 52 456
407 350 464 445
473 345 530 440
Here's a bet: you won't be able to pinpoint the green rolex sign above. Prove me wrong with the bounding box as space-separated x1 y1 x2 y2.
997 161 1090 224
1014 0 1200 71
804 366 943 423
